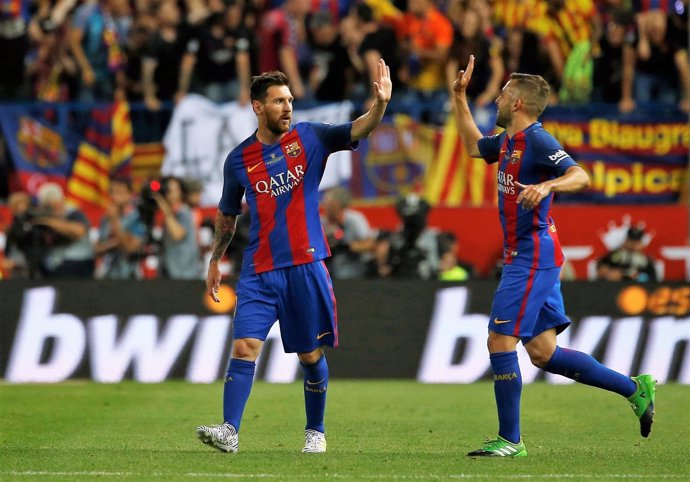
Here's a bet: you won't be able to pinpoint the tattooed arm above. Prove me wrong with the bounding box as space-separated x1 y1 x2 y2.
206 210 238 302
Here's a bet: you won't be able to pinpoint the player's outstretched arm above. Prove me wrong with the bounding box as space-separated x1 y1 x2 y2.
452 55 483 158
351 58 392 141
516 165 591 209
206 210 238 302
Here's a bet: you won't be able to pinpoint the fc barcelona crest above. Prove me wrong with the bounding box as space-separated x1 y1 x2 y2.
286 141 302 158
509 150 522 164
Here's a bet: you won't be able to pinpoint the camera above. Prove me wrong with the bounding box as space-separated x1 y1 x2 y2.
138 179 165 229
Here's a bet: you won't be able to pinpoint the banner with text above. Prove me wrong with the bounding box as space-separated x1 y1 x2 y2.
350 106 688 205
2 280 688 384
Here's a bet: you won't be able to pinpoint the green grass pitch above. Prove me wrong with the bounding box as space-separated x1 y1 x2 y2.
1 380 689 481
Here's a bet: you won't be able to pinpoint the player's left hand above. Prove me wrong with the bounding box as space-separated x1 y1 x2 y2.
516 181 550 210
206 261 222 303
372 59 392 104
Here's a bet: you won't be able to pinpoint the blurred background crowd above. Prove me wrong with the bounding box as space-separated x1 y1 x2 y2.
0 0 685 283
0 0 687 113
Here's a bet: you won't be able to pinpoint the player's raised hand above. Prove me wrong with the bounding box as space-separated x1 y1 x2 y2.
372 58 392 104
453 55 475 94
516 181 551 210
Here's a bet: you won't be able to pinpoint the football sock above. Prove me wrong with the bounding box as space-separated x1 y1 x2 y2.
222 358 256 431
490 351 522 444
544 346 637 397
302 355 329 433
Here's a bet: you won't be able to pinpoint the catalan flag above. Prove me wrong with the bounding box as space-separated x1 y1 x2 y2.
66 101 134 210
423 116 498 207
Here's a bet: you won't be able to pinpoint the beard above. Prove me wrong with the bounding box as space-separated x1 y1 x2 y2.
266 115 291 136
496 108 510 129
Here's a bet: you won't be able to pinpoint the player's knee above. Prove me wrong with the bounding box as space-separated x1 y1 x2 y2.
298 348 324 365
231 338 262 360
527 347 552 368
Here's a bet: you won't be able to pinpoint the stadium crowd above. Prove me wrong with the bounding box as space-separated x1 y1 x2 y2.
0 0 688 113
0 0 681 281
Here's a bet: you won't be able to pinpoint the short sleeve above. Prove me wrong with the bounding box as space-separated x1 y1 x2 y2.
218 154 246 215
308 122 358 153
477 132 505 164
532 133 578 176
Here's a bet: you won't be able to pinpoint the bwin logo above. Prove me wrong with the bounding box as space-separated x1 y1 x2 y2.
548 150 569 164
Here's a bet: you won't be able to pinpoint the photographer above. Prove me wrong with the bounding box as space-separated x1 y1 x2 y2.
320 187 376 279
94 178 147 279
2 192 34 278
387 194 440 279
27 183 94 278
151 176 202 279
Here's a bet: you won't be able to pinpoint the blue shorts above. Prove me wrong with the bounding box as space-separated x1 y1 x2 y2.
232 260 338 353
489 264 570 344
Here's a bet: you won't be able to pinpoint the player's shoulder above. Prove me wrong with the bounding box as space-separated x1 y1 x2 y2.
524 123 563 149
225 134 258 162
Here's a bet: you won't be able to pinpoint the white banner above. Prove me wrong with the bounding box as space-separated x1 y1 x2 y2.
162 95 354 206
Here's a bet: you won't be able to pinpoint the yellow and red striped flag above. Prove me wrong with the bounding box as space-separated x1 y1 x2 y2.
66 101 134 211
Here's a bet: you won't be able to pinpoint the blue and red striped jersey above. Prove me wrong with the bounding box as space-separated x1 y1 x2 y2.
219 121 357 276
478 122 577 269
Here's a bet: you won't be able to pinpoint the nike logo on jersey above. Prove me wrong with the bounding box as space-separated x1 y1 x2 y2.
316 331 332 340
306 378 326 385
248 162 262 172
494 318 511 324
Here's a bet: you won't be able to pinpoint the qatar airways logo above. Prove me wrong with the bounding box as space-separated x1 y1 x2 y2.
255 164 305 198
497 170 516 195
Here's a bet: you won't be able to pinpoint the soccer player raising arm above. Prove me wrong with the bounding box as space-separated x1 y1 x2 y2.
451 55 656 458
198 59 391 454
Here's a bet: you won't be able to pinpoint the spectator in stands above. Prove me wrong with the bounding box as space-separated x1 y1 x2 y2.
94 178 147 279
446 4 504 108
320 186 376 279
597 226 657 282
437 231 473 281
545 1 597 91
257 0 312 99
182 0 252 103
619 8 690 113
142 1 188 110
307 10 354 101
31 182 95 278
591 8 635 105
0 0 29 100
69 0 131 101
501 28 553 92
123 14 156 101
26 14 79 102
344 3 403 108
152 175 202 279
397 0 453 122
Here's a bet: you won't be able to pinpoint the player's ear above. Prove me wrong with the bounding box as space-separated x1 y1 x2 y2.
251 99 263 115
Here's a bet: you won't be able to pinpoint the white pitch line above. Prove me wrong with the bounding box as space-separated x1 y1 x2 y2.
4 472 689 480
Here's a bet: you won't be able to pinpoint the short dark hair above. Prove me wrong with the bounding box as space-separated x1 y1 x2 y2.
355 3 373 22
508 73 551 117
250 71 290 102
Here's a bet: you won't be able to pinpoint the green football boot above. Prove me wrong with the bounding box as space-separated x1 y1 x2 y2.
467 436 527 457
628 374 656 438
